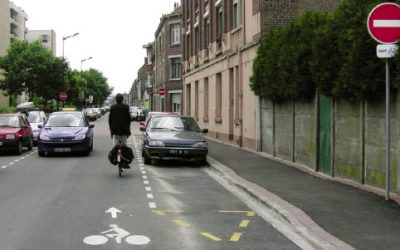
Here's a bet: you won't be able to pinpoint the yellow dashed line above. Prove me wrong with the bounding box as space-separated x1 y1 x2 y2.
152 210 183 216
239 220 250 228
201 232 222 241
153 210 166 216
173 220 191 228
230 232 242 242
247 211 255 217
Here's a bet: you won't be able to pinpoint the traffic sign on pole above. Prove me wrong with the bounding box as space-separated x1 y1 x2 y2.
367 3 400 44
59 92 68 101
158 88 166 96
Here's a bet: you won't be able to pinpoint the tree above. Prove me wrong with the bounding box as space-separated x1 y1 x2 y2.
0 40 68 102
81 69 112 106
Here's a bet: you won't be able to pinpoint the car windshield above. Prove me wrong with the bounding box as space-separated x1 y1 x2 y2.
149 116 201 132
0 116 20 127
28 112 42 123
45 113 85 127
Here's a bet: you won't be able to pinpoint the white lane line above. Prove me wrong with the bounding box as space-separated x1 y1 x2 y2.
141 171 146 174
140 167 145 171
9 162 14 166
145 187 152 192
142 175 148 180
149 202 157 209
14 159 19 162
147 194 154 199
144 180 149 185
1 165 7 169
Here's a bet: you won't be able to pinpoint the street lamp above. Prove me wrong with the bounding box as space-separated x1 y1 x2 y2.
62 32 79 58
80 56 93 71
80 56 93 108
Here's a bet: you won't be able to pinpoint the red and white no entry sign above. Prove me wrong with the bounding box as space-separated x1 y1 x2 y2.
59 92 68 101
367 3 400 44
158 88 166 96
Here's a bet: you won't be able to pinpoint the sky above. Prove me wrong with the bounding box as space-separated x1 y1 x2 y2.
12 0 180 94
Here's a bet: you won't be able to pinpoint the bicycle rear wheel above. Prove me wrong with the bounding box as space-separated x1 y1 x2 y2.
118 164 123 177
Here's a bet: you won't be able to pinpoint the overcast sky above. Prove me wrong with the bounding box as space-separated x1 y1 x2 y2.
12 0 179 94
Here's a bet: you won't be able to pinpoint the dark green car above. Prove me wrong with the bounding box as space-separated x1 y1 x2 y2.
140 115 208 165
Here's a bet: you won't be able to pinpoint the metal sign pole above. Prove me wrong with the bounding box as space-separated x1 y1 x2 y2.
385 58 391 201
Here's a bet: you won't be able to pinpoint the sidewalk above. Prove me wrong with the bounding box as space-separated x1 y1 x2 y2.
206 139 400 250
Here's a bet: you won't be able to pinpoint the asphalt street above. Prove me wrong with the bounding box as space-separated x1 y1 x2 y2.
0 114 301 250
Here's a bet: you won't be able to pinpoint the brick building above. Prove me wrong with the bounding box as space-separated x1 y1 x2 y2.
153 4 183 114
181 0 340 150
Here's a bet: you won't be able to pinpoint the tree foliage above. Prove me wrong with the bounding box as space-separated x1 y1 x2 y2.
0 40 67 101
251 0 396 103
0 40 112 107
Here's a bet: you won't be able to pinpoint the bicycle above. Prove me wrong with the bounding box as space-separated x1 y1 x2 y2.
116 147 130 177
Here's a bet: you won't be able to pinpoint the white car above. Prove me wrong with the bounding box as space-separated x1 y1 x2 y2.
27 110 47 144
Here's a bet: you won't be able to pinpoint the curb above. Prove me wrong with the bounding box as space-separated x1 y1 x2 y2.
206 137 400 205
207 156 354 250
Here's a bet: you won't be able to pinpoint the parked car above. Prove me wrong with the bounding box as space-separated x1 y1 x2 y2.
27 110 47 144
139 112 178 129
0 113 33 154
92 108 102 118
83 108 97 121
140 115 208 164
130 106 144 121
37 111 94 156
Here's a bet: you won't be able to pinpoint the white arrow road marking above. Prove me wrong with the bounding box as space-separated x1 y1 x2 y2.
105 207 122 219
374 20 400 27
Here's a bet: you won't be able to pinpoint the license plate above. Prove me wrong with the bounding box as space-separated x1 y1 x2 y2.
54 148 71 152
170 149 189 155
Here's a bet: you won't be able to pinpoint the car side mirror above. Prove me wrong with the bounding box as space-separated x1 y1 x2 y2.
140 127 146 132
89 124 95 128
202 129 208 133
38 124 43 128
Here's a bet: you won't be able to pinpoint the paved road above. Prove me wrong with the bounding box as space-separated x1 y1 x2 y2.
0 114 300 250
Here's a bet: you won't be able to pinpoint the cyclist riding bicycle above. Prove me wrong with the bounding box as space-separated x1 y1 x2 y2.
109 93 131 169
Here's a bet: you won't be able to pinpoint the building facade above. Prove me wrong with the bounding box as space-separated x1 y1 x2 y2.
153 4 183 114
143 42 154 111
9 1 27 42
182 0 262 149
0 0 9 107
26 30 57 56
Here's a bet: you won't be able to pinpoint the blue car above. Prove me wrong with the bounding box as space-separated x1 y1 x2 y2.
37 111 94 156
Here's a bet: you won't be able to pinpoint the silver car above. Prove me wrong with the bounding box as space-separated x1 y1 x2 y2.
27 110 47 144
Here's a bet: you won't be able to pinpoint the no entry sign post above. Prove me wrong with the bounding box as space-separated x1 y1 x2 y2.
367 2 400 200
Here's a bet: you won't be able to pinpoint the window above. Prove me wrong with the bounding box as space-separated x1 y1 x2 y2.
170 23 181 45
203 77 209 122
204 17 210 48
42 35 48 43
232 0 242 29
195 81 199 119
216 6 223 39
170 57 181 79
195 27 200 53
215 73 222 122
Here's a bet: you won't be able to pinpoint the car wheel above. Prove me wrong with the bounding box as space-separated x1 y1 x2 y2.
27 137 33 150
144 155 151 165
89 138 93 151
38 151 45 157
15 141 23 155
199 157 207 166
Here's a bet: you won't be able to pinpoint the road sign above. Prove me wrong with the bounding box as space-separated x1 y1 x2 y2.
59 92 68 101
367 3 400 44
158 88 166 96
377 44 398 58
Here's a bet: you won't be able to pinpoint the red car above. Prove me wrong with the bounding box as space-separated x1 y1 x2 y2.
0 113 33 155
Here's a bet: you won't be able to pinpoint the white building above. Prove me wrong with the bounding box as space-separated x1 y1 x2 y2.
26 30 57 56
9 1 28 42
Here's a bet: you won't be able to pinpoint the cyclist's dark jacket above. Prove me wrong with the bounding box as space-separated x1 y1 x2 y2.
108 103 131 136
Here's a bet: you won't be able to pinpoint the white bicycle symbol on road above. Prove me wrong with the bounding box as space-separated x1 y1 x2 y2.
83 224 151 246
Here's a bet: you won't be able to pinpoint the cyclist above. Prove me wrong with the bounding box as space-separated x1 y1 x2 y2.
109 93 131 168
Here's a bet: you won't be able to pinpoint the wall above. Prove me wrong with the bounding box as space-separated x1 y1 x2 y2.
261 95 400 195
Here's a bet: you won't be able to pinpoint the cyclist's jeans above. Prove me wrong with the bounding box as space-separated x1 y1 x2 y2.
113 135 128 147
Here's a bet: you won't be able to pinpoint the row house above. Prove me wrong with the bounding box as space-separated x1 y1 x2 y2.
129 63 148 108
182 0 262 149
142 42 155 111
182 0 340 150
153 4 183 114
